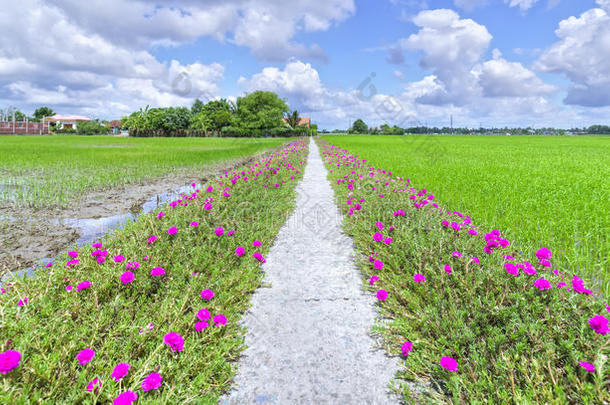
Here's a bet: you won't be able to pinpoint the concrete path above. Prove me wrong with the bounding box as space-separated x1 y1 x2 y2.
221 139 398 404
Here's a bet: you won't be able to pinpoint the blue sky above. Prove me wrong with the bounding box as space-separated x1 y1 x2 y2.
1 0 609 129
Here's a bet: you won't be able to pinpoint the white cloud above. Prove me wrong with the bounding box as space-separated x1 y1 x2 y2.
504 0 541 11
534 3 610 106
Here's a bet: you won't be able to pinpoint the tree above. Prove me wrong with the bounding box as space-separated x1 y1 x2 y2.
190 99 233 135
231 91 289 136
33 107 55 120
349 118 368 134
191 99 204 115
284 110 302 129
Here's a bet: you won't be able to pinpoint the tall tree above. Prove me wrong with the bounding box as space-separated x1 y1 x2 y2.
233 91 289 135
349 118 368 134
284 110 302 129
191 99 204 115
33 107 55 120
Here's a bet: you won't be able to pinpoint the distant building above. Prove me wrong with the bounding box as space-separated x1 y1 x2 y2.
281 117 311 128
109 120 122 135
46 114 91 130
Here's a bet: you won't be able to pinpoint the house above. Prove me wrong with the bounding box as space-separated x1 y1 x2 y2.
109 120 122 135
281 117 311 128
46 114 91 130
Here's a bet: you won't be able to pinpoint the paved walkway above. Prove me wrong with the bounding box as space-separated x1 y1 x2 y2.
221 139 398 404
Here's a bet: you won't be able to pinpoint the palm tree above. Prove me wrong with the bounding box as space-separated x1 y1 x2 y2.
284 110 302 129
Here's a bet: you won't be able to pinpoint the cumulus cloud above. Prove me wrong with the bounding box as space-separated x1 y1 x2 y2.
534 2 610 106
504 0 541 11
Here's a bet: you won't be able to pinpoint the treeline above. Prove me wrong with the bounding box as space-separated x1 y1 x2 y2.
324 118 610 135
122 91 316 137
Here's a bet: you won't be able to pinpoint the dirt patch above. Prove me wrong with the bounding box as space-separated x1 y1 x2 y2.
0 147 285 274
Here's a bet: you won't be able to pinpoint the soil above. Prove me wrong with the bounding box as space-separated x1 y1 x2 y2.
0 151 277 275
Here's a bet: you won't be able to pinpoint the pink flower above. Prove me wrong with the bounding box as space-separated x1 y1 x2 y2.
471 256 480 264
589 315 609 335
383 238 393 245
557 282 568 289
504 263 519 276
536 247 552 260
151 267 165 276
66 285 73 292
163 332 184 352
214 227 225 236
197 308 211 320
113 391 137 405
533 278 552 290
142 372 163 391
579 361 595 372
111 362 130 381
76 348 95 365
167 226 177 235
17 297 28 306
156 211 165 219
369 275 379 285
0 350 21 374
440 356 458 372
539 259 551 267
253 240 262 247
235 246 245 257
443 265 452 275
376 289 388 301
147 236 158 244
373 260 384 270
373 232 383 242
190 221 199 228
201 289 214 300
401 342 413 357
468 229 478 236
213 314 227 326
87 378 102 393
76 280 91 291
92 242 103 248
120 271 135 284
413 273 426 283
253 252 266 263
114 255 125 263
195 321 209 332
451 251 462 258
68 250 79 258
227 230 235 236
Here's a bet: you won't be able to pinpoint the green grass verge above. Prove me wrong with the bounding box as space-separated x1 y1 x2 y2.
0 135 288 209
322 134 610 297
0 140 308 403
318 138 609 403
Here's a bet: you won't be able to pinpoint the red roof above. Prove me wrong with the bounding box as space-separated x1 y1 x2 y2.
282 117 311 127
109 120 122 128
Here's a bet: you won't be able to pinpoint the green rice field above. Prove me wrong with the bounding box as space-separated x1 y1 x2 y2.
322 134 610 296
0 136 287 209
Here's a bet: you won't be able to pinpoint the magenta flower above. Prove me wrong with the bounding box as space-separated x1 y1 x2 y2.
533 278 552 290
579 361 595 372
369 275 379 285
17 297 28 306
167 226 177 235
557 282 568 289
373 260 384 270
227 230 235 236
68 250 79 258
86 378 102 393
213 314 227 326
440 356 458 372
373 232 383 242
253 252 266 263
235 246 245 257
147 236 158 244
0 350 21 374
215 226 225 236
76 280 91 291
114 255 125 263
197 308 211 321
401 342 413 357
156 211 165 219
120 271 135 284
376 289 388 301
201 289 214 300
413 273 426 283
151 267 165 276
111 362 130 381
589 315 609 335
113 390 138 405
253 240 262 247
444 264 452 275
536 247 552 260
190 221 199 228
451 251 462 258
92 242 103 248
163 332 184 352
76 348 95 365
66 285 73 292
195 321 209 332
504 263 519 276
142 372 163 391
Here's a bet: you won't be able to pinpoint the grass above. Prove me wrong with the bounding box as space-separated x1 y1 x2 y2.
0 140 308 403
0 135 289 209
322 134 610 297
318 138 610 403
